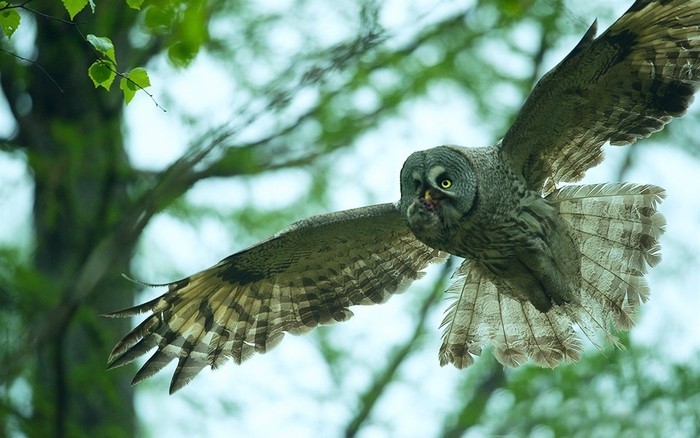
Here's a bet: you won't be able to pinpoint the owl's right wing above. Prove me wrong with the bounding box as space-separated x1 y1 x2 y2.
106 203 446 393
498 0 700 192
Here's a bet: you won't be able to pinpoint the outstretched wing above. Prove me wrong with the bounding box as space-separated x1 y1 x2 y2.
500 0 700 191
107 203 446 393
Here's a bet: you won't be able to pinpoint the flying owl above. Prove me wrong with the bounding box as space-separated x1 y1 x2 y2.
107 0 699 393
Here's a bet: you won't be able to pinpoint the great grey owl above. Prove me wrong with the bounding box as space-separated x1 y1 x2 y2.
107 0 699 393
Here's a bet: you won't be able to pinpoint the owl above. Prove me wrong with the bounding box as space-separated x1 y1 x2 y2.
107 0 699 393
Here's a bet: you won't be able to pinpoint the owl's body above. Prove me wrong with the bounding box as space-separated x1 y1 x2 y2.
108 0 699 393
400 145 581 313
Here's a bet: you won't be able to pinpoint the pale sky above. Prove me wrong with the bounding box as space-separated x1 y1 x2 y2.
1 1 698 437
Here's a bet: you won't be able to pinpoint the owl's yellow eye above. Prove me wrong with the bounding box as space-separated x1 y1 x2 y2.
440 178 452 189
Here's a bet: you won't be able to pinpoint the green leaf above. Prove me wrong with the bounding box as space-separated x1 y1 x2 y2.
165 0 207 67
62 0 89 20
127 67 151 88
0 4 20 39
120 67 150 104
126 0 145 9
144 5 174 31
88 61 116 90
168 42 198 68
86 34 117 64
119 78 136 104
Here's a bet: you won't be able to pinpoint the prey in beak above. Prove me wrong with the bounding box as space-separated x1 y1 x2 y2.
421 188 444 210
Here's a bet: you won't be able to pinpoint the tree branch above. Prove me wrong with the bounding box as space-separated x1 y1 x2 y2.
0 3 483 387
344 259 455 438
438 361 505 438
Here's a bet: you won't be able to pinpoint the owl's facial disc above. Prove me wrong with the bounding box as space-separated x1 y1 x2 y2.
399 146 475 234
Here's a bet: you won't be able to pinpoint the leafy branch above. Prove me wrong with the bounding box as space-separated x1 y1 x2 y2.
0 1 21 38
0 11 388 384
85 34 161 108
0 0 158 106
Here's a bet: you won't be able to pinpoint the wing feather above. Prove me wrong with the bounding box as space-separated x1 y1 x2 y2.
107 203 447 392
500 0 700 191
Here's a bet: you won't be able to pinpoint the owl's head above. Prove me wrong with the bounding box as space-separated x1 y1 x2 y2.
398 145 477 240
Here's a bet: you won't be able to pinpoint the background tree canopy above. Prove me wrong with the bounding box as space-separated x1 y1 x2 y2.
0 0 698 437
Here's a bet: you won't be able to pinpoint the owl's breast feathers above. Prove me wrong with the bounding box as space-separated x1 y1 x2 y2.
453 187 580 312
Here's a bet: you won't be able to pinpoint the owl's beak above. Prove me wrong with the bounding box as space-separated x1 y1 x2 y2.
423 188 443 201
421 188 443 210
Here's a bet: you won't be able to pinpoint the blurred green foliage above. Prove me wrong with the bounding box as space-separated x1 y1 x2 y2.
0 0 698 437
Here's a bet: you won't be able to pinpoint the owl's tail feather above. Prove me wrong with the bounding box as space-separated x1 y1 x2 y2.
439 260 584 369
439 183 665 370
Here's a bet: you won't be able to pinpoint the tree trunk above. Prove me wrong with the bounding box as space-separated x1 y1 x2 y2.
1 6 142 437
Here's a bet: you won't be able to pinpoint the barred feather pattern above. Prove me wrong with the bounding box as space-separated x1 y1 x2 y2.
107 204 446 393
501 0 700 192
439 183 665 369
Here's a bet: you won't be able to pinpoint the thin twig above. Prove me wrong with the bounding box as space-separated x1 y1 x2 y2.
0 48 64 93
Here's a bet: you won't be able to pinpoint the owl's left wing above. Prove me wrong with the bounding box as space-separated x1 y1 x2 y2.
107 203 446 393
499 0 700 192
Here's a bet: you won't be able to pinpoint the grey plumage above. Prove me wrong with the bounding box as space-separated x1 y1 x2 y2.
399 146 581 313
107 0 699 393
